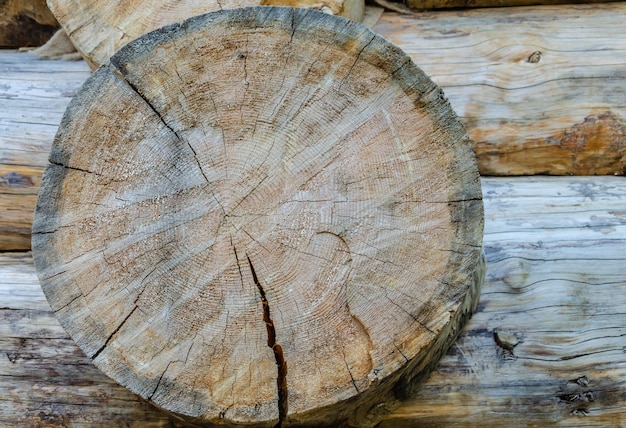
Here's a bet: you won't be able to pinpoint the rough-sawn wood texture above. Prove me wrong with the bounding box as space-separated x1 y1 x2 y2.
404 0 624 11
47 0 365 68
31 7 484 427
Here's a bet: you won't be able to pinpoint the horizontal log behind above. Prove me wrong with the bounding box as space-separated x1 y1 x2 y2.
373 3 626 176
2 176 625 426
0 52 91 251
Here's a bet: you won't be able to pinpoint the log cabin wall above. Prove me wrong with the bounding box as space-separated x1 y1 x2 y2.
406 0 624 9
0 1 625 426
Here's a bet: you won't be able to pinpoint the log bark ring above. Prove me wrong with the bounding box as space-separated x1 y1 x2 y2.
32 7 485 427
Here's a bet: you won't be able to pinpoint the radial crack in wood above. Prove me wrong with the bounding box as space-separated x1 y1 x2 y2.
247 254 289 427
32 7 484 427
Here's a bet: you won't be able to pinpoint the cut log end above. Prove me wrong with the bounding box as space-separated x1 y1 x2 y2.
32 7 484 427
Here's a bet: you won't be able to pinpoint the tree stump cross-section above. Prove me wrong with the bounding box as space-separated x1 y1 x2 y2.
32 7 485 427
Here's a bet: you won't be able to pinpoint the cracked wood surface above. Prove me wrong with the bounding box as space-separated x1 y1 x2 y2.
3 2 626 250
3 176 626 426
0 51 91 251
30 8 483 427
47 0 365 69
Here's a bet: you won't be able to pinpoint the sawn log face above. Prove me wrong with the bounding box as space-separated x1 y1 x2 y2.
31 7 484 427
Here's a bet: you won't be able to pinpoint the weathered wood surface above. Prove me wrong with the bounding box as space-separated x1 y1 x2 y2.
3 176 626 426
1 1 626 242
373 3 626 176
31 29 83 61
48 0 365 68
30 8 483 426
0 51 91 251
0 0 58 48
381 176 626 427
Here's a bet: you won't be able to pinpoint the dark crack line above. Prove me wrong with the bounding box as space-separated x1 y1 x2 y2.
91 305 138 360
340 347 359 394
111 65 225 211
111 67 178 137
232 237 245 289
52 291 81 313
49 160 102 176
246 255 288 428
340 33 376 89
382 292 437 336
149 359 175 400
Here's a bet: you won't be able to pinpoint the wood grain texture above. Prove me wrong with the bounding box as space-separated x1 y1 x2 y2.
381 176 626 427
0 51 91 251
0 253 180 428
373 3 626 176
3 176 626 426
47 0 365 68
2 2 626 251
31 7 483 427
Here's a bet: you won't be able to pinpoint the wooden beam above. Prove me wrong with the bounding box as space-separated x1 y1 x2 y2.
0 51 91 251
373 3 626 176
2 176 625 426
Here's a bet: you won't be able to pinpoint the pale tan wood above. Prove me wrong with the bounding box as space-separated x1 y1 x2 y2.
380 176 626 427
0 251 179 427
4 176 626 426
0 0 58 48
31 7 483 427
3 3 626 250
47 0 365 68
0 51 91 251
373 4 626 176
32 5 380 62
31 28 83 61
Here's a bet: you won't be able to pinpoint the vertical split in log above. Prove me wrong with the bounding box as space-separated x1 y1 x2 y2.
247 255 289 428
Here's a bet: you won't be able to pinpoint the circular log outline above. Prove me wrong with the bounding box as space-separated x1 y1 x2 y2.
33 7 485 427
